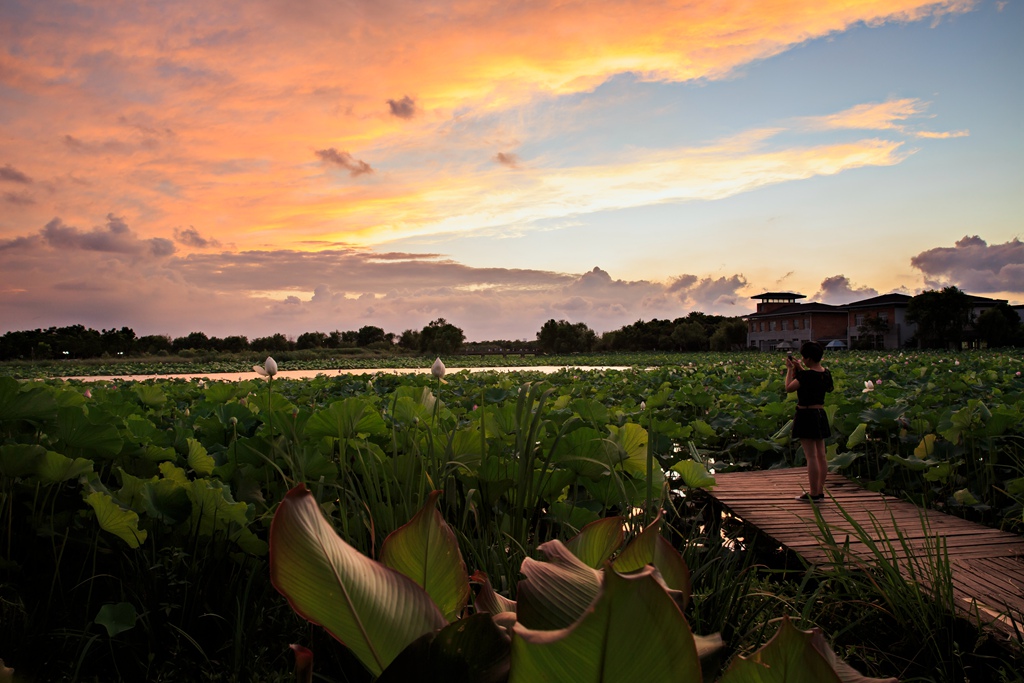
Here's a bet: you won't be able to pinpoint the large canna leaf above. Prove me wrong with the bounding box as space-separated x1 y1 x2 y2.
509 566 703 683
516 540 601 630
566 516 624 569
380 490 471 622
376 612 511 683
612 517 691 609
718 616 898 683
270 485 447 677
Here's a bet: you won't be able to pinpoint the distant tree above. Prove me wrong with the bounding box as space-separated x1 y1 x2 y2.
219 335 250 353
709 320 749 351
397 329 421 351
173 331 211 352
907 287 973 349
340 330 359 345
296 331 328 349
137 334 172 355
326 331 344 348
975 303 1021 348
356 325 386 347
419 318 465 355
671 321 707 351
251 333 292 352
536 319 596 353
101 327 136 356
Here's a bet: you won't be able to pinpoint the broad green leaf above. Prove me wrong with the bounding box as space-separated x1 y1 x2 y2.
270 485 447 676
566 516 624 569
132 384 166 407
671 460 716 489
607 422 650 474
54 406 124 459
691 420 716 439
187 478 266 555
85 491 148 548
186 438 215 476
953 489 979 505
36 451 94 483
305 398 388 440
1006 477 1024 496
380 490 471 623
552 428 622 479
0 444 45 478
509 566 703 683
914 434 937 459
571 399 609 425
0 377 57 424
718 616 896 683
94 602 137 637
846 423 868 449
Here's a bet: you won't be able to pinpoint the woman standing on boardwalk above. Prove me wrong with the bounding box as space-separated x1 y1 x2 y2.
785 341 834 501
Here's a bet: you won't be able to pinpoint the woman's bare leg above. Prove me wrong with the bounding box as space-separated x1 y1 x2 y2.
801 438 826 496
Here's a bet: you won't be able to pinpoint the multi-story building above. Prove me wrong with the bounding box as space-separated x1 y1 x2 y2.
747 290 1009 350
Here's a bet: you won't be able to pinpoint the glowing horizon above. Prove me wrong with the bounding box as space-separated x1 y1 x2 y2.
0 0 1020 341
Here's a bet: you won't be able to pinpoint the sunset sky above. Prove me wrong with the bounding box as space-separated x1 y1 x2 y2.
1 0 1021 342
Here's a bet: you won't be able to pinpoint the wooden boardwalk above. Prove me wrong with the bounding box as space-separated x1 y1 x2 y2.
705 468 1024 637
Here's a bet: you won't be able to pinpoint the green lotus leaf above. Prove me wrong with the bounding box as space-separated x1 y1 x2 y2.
671 460 717 489
552 428 622 479
270 485 447 677
132 384 166 408
380 490 471 623
305 397 387 440
571 399 609 426
85 491 148 548
36 450 94 483
0 444 46 478
94 602 137 638
0 377 57 424
54 406 123 459
846 423 868 449
186 438 215 476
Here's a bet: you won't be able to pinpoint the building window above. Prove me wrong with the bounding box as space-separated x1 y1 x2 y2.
855 314 866 326
795 319 802 330
769 321 777 331
759 322 764 331
804 318 810 329
781 320 789 330
879 312 889 324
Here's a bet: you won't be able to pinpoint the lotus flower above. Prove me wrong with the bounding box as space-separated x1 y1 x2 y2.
862 381 875 393
431 357 446 380
254 356 278 377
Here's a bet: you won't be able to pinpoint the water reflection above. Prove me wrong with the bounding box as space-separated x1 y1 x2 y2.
60 366 632 383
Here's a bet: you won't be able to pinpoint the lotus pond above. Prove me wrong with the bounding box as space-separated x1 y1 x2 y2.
1 350 1022 681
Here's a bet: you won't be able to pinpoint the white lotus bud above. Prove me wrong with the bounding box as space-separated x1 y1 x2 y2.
254 356 278 377
431 357 446 380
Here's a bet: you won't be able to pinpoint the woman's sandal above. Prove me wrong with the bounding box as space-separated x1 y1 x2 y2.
794 492 825 502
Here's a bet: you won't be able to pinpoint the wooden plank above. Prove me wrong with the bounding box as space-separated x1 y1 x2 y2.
706 469 1024 636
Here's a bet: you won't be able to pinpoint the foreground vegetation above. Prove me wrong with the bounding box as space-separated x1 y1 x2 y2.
1 350 1022 681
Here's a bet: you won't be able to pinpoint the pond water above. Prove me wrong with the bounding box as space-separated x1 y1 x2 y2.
59 366 632 383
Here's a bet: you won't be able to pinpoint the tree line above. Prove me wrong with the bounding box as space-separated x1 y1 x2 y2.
0 313 749 361
5 286 1015 361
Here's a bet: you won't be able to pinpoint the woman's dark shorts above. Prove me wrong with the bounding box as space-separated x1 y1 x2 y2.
792 408 831 440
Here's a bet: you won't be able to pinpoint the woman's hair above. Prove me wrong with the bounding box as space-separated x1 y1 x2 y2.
800 341 824 362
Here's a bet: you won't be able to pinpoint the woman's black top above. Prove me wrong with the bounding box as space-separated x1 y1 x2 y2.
795 368 834 406
792 368 834 439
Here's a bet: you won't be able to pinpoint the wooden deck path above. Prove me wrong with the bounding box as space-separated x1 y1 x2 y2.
705 468 1024 638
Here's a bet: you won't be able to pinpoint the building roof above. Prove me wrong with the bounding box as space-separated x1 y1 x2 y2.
844 293 913 309
750 292 806 300
747 302 845 318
